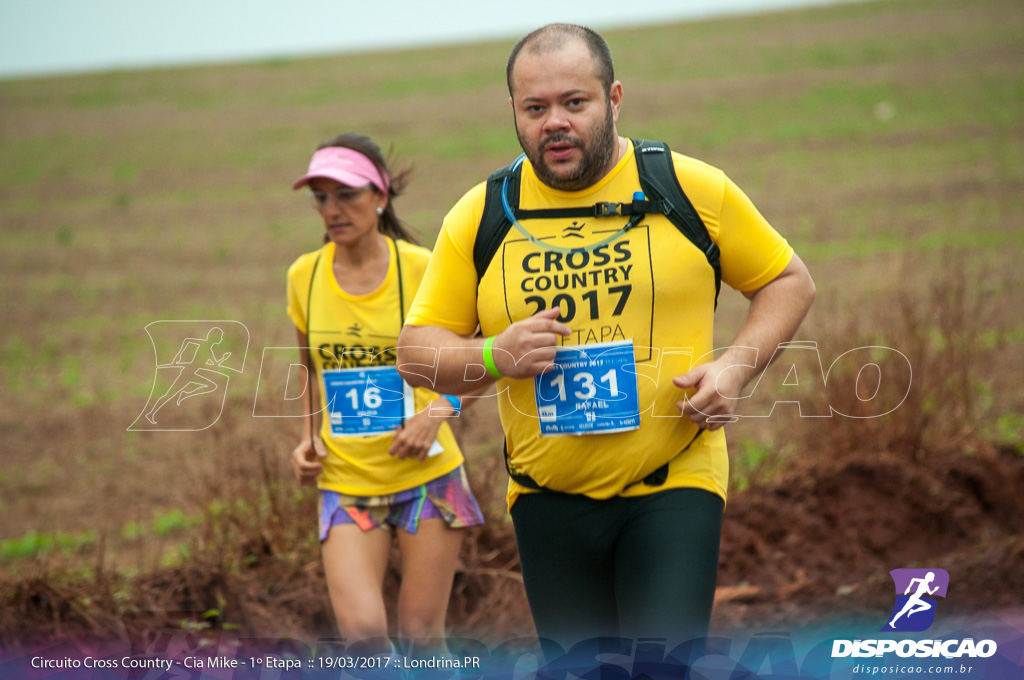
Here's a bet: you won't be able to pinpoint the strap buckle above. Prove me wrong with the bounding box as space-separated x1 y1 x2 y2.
593 202 622 217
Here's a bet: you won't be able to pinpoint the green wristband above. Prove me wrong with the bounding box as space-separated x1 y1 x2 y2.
482 336 503 379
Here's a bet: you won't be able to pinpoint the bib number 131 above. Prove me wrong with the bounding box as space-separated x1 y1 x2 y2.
548 369 620 402
534 340 640 436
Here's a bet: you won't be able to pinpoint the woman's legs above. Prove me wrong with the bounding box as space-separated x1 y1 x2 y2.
321 523 393 651
394 518 465 654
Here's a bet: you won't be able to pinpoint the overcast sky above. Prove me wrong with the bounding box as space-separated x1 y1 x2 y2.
0 0 854 79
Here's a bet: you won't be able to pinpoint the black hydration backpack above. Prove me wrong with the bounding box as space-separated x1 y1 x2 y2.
472 138 722 309
473 138 719 491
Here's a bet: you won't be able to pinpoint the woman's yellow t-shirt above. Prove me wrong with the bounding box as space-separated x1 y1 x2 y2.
287 237 463 496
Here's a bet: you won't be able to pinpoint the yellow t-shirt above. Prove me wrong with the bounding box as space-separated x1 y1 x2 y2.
405 141 793 508
286 236 463 496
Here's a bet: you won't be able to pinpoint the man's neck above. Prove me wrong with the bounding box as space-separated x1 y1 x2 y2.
591 135 628 187
612 135 627 167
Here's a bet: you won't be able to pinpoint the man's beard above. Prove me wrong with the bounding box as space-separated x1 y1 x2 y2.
517 104 616 192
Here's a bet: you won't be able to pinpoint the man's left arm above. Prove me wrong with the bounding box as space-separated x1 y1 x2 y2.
675 254 815 430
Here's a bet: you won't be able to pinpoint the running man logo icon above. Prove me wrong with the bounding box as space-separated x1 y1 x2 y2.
882 568 950 632
562 221 586 239
129 321 249 431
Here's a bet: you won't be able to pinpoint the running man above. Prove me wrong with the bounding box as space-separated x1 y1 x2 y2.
889 572 940 628
145 327 231 424
398 24 815 645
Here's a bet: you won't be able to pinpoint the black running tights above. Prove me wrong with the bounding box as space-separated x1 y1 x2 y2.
510 487 724 647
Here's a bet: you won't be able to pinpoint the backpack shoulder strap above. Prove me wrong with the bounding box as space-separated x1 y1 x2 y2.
473 156 525 281
632 139 722 308
473 143 723 306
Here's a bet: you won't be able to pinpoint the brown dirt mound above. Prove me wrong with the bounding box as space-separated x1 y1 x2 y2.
0 526 532 652
2 444 1020 648
714 443 1024 629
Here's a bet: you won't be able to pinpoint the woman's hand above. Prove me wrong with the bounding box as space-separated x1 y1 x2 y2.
388 398 452 461
291 438 326 485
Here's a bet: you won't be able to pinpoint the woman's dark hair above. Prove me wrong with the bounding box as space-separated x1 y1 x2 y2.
316 132 419 245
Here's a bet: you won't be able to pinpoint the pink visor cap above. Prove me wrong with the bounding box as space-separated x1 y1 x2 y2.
291 147 390 193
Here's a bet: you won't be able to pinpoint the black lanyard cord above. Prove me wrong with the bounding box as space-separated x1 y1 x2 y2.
304 251 323 451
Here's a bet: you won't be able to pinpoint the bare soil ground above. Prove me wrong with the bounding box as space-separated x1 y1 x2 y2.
1 0 1022 657
2 427 1020 650
714 442 1024 631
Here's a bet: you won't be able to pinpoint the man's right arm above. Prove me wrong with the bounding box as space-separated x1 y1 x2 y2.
399 183 570 393
397 326 490 395
398 310 571 395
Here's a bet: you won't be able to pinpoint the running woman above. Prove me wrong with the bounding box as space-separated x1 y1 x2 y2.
286 133 484 655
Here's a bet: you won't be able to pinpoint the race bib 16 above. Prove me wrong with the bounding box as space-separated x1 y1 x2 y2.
322 365 411 437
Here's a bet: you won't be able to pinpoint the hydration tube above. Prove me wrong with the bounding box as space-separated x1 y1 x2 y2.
500 157 646 254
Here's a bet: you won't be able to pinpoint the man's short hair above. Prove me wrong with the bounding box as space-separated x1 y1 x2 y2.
506 24 615 97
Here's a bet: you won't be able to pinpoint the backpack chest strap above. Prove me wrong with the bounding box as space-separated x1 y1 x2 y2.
514 197 670 220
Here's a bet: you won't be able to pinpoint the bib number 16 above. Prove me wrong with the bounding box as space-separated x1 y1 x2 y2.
345 386 383 410
322 365 409 437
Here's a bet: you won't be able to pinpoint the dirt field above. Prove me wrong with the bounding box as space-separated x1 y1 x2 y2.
715 443 1024 629
1 0 1022 652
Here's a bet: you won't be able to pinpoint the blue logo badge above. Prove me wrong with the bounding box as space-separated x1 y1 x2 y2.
882 568 950 632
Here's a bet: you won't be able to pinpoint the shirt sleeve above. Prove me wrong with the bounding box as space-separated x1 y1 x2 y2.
404 183 487 336
671 153 793 293
715 174 794 292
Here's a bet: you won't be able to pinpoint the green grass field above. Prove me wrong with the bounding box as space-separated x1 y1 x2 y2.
0 0 1022 614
